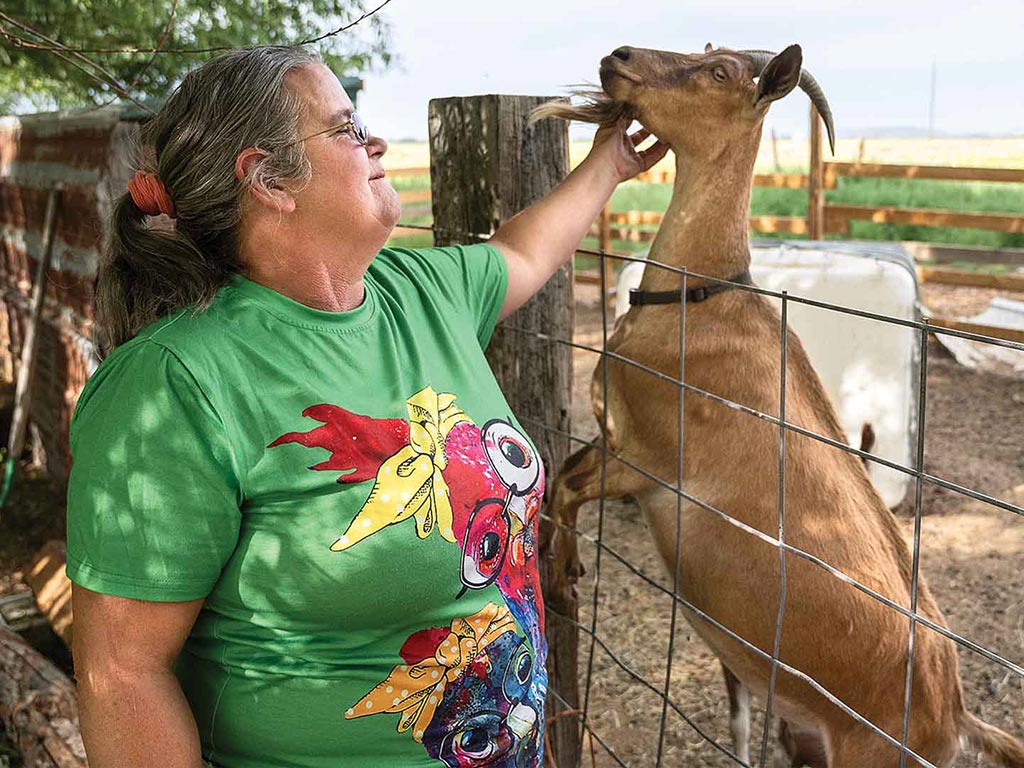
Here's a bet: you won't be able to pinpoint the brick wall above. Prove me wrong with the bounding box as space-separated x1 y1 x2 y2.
0 107 140 483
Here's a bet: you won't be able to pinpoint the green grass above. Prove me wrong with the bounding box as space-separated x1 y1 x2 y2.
388 174 1024 251
389 174 431 192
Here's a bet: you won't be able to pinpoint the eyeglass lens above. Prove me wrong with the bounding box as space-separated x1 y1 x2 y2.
351 113 370 144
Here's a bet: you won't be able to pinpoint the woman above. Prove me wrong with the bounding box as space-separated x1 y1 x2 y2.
66 46 667 768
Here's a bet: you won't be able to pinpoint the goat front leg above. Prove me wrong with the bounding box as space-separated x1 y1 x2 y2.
541 439 658 598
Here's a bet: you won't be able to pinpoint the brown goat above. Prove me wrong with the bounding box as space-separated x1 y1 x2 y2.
537 44 1024 768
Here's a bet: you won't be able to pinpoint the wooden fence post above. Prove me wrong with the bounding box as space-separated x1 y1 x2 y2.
807 104 825 240
428 95 581 767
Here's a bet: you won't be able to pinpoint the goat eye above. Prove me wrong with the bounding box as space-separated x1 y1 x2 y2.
713 67 728 82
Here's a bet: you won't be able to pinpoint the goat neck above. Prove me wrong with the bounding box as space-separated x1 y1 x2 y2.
640 136 760 294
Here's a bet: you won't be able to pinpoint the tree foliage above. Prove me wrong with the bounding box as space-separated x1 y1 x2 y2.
0 0 393 113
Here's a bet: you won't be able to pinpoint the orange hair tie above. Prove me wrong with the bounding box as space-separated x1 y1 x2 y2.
127 171 176 218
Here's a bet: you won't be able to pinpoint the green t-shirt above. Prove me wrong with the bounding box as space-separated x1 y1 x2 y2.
66 244 549 768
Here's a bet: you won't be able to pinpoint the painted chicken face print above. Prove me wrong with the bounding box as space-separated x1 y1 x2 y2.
270 387 548 767
345 604 543 768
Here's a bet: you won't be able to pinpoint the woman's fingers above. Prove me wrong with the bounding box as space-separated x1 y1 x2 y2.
639 140 671 169
629 128 651 146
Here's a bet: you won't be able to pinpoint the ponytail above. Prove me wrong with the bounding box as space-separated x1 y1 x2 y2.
94 194 240 356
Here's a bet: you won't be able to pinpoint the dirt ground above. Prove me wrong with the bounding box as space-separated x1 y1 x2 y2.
566 281 1024 767
0 282 1021 767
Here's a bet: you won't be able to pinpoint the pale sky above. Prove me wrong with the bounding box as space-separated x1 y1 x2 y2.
356 0 1024 142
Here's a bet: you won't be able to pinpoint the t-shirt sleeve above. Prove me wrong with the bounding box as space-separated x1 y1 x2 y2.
380 242 509 347
66 339 242 602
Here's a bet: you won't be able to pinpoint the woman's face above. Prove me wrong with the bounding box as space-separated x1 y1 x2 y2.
286 63 400 246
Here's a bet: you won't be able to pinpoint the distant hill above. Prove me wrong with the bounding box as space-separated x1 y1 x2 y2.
843 126 1024 139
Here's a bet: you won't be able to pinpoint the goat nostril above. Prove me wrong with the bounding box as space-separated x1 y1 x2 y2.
611 47 631 62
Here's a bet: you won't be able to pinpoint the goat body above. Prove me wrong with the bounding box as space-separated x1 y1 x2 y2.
544 44 1024 768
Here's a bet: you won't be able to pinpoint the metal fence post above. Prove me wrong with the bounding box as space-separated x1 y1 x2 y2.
428 95 580 767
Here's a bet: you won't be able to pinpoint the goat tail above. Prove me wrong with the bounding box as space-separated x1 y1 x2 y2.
959 712 1024 767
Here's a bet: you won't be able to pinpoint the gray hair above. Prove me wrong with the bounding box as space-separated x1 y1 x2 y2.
96 46 320 355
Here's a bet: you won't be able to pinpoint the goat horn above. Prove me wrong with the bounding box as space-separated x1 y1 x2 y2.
740 49 835 154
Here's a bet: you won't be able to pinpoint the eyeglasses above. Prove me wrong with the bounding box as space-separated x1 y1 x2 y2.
285 112 371 148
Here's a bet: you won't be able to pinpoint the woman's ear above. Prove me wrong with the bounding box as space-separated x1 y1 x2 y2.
235 147 296 214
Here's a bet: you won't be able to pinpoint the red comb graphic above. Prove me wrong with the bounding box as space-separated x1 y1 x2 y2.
269 404 409 484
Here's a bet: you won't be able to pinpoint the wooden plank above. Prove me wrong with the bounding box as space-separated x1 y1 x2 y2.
826 162 1024 184
902 242 1024 268
602 214 806 236
609 211 663 226
752 173 808 189
633 169 809 189
429 94 580 767
823 163 839 190
2 186 61 511
917 266 1024 292
388 226 429 239
600 203 613 252
826 204 1024 234
25 540 73 648
749 216 809 235
575 271 602 285
600 212 810 236
385 166 430 177
927 317 1024 344
635 168 673 184
605 217 813 239
397 189 431 204
399 205 432 219
824 206 851 235
607 227 656 243
807 104 825 240
0 623 87 767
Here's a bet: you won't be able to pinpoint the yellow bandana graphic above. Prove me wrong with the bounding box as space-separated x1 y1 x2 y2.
330 386 471 551
344 603 517 742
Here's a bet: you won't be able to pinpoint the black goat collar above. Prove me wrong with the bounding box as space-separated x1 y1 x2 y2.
628 270 754 307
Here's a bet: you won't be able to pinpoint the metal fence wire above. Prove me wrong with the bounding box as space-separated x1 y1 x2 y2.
399 222 1024 768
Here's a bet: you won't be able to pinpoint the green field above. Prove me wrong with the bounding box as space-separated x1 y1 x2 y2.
385 138 1024 255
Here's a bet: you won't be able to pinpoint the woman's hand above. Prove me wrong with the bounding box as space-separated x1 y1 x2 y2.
584 116 671 184
490 116 670 320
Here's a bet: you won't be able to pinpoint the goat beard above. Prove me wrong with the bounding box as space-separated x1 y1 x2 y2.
529 89 635 127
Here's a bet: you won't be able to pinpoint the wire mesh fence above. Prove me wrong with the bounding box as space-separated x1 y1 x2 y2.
400 221 1024 768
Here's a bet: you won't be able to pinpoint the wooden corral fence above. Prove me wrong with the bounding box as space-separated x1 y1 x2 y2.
388 165 432 240
389 106 1024 303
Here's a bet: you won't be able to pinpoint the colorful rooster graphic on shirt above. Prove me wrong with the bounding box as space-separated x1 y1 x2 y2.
270 386 546 767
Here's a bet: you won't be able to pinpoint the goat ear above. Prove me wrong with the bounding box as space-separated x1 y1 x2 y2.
704 42 714 54
754 44 802 109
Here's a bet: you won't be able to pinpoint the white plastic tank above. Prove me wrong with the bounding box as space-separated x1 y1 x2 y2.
615 240 921 508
